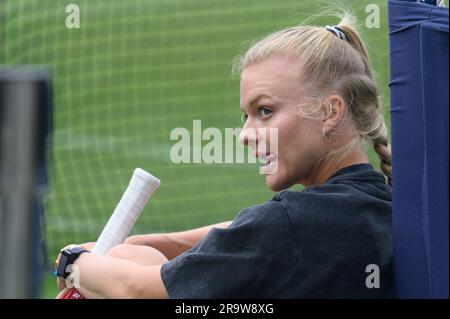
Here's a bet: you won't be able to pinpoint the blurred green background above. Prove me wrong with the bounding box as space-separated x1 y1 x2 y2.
0 0 390 298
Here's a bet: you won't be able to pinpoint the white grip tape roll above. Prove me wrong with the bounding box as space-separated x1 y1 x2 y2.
91 168 160 256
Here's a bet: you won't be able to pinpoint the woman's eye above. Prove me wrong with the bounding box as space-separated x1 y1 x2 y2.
258 107 273 117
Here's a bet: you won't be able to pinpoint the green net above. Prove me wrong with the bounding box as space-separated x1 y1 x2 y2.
0 0 391 265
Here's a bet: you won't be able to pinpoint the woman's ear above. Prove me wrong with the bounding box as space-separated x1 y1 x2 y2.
321 94 347 132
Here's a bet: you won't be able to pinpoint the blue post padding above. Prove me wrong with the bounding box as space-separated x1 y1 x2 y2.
388 0 448 298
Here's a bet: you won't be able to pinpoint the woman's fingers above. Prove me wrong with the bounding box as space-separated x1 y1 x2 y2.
55 288 70 299
56 276 66 291
80 242 96 251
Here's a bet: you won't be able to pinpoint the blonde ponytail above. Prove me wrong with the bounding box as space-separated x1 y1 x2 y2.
337 21 393 187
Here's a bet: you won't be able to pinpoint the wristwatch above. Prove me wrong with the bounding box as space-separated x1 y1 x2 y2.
55 245 90 279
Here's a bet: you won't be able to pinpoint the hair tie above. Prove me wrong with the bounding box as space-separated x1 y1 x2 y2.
325 25 347 41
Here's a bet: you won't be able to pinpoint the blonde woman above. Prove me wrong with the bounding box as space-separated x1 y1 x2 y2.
55 14 394 298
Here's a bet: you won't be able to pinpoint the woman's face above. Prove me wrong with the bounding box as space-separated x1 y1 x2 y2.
239 55 327 191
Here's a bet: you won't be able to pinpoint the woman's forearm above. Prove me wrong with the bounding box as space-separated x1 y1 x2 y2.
74 253 168 299
126 221 232 260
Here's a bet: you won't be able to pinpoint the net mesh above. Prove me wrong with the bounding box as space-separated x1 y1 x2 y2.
0 0 391 265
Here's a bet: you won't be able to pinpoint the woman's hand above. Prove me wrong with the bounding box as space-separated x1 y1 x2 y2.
55 242 96 292
79 242 96 251
57 276 66 291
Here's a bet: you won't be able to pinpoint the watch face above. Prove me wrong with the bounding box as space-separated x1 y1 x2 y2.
57 254 69 277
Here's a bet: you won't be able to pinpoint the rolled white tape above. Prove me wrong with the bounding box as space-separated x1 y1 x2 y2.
91 168 160 255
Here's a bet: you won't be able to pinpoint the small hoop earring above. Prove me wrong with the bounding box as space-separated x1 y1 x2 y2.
322 130 332 144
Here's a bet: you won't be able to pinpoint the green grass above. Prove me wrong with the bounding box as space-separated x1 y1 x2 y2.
1 0 391 298
40 273 58 299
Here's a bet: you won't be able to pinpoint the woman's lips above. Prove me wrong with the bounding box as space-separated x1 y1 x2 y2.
259 153 278 174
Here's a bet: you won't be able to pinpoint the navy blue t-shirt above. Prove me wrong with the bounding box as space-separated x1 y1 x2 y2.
161 163 394 298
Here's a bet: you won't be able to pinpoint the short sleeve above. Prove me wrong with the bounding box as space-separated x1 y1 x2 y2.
160 200 299 298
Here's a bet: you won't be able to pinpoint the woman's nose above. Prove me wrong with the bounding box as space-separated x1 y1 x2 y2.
239 123 257 147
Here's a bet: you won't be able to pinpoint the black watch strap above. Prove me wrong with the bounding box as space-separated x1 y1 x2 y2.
56 245 90 279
